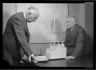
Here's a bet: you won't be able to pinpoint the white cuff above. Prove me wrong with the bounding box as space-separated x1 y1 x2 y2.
29 54 34 62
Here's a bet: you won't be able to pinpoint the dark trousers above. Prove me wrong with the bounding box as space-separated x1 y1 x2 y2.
1 59 12 68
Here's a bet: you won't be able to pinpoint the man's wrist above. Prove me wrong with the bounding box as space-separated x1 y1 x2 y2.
29 54 34 57
29 54 34 62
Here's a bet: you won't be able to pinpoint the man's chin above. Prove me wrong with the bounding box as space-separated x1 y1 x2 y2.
67 27 71 28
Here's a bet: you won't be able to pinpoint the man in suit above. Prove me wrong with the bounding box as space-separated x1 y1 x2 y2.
65 15 86 60
2 7 39 66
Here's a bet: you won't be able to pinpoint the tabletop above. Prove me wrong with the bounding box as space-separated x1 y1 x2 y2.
21 53 93 68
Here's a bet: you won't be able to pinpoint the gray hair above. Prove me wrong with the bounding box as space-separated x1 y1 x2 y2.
23 6 39 16
66 15 76 23
27 7 38 11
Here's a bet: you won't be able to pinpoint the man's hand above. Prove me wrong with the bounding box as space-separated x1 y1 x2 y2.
29 54 39 63
65 56 75 60
29 54 35 62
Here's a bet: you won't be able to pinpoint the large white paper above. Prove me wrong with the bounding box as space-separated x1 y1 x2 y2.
46 42 67 59
33 55 48 63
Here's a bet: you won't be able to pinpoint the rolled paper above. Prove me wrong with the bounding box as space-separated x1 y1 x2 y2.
58 41 59 47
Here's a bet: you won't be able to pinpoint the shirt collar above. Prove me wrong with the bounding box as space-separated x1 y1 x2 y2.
23 11 26 19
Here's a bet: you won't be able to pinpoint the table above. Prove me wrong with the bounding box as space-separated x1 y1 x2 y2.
21 53 93 68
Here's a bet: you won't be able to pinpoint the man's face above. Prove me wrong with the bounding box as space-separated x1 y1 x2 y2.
66 18 75 28
26 12 39 23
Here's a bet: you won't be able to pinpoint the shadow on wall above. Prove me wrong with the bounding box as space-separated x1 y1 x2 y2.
55 18 66 42
85 32 93 54
3 11 10 34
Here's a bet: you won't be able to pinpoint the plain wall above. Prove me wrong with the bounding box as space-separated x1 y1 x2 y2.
79 4 85 29
85 2 93 54
3 3 16 34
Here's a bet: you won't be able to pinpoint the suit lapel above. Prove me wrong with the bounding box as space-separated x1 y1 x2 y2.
21 12 27 32
67 24 77 41
66 28 71 41
20 12 30 38
25 23 30 36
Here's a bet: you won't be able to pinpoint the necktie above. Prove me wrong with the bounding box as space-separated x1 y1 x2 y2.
68 28 71 39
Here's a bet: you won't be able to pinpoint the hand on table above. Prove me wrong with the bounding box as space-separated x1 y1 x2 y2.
29 54 35 62
28 53 38 63
65 56 75 60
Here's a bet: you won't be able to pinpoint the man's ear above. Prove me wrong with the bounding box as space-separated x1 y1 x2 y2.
28 12 32 15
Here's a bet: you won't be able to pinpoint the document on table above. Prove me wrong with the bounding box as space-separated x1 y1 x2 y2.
33 55 48 63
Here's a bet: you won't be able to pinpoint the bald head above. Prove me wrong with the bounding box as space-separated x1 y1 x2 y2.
24 7 39 22
66 15 76 28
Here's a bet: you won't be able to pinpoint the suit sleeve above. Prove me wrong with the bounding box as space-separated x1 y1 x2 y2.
72 28 85 58
64 29 69 47
11 17 33 57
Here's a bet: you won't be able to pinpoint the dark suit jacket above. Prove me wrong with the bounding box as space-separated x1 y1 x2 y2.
64 24 86 58
3 12 33 65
